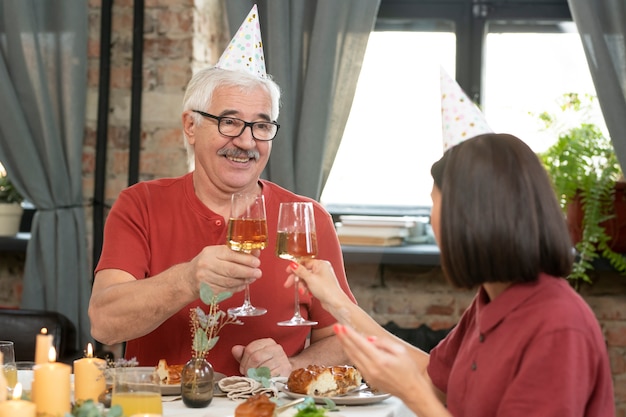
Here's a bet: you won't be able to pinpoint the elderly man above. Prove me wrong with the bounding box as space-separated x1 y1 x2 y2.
88 6 355 376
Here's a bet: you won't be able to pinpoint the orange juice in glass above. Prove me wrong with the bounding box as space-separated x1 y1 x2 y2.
111 391 162 415
111 368 162 415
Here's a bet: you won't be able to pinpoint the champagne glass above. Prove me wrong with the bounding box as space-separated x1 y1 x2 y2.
275 202 318 326
0 340 16 395
227 193 269 316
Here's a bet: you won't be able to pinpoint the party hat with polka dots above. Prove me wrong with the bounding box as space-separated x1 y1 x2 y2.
216 4 267 79
440 67 493 151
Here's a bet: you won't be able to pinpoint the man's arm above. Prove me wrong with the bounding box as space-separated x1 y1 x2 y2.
288 325 350 370
231 325 351 377
89 266 195 345
89 245 262 345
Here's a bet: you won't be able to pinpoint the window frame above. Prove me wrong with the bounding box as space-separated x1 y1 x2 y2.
324 0 574 218
377 0 572 101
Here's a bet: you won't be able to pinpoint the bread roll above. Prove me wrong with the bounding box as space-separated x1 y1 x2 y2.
156 359 184 384
234 393 276 417
287 365 362 397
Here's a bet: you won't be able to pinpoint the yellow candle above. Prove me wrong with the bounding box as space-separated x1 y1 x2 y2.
74 343 106 403
0 383 36 417
32 348 70 416
34 328 53 365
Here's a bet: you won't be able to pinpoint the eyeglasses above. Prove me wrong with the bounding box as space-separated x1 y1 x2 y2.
192 110 280 141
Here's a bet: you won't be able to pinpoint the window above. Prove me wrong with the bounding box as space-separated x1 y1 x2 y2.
322 29 455 209
321 1 602 213
483 23 603 153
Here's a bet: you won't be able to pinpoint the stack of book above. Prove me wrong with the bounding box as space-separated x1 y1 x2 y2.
335 215 419 246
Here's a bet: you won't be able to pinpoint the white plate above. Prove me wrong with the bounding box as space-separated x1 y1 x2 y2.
279 383 391 406
160 383 181 396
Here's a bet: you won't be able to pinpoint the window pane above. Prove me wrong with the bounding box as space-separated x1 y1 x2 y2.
321 31 456 208
483 24 604 153
322 24 601 210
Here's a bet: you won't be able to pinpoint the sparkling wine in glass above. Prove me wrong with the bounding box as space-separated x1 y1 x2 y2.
276 201 318 326
227 193 269 317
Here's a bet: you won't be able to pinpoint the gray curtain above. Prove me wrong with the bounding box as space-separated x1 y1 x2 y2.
225 0 381 199
0 1 91 350
568 0 626 170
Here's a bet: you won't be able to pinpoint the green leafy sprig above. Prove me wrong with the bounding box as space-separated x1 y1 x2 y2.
0 172 23 204
247 366 272 388
67 400 122 417
293 397 338 415
190 282 242 358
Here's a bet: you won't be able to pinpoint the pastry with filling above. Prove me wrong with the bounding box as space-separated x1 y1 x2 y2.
287 365 362 397
155 359 184 385
234 393 276 417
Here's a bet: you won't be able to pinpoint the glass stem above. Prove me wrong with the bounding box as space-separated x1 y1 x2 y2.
241 249 253 307
243 284 252 307
292 277 302 318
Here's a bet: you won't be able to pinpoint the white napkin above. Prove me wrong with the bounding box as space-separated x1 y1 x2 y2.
217 376 278 400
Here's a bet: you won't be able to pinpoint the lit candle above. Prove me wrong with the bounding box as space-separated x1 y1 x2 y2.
32 347 71 416
34 328 53 365
0 383 36 417
74 343 106 403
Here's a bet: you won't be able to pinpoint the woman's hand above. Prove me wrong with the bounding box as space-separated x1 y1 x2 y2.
333 324 434 406
284 260 349 311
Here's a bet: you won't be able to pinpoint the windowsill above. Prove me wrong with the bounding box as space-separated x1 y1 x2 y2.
342 242 440 266
0 233 30 252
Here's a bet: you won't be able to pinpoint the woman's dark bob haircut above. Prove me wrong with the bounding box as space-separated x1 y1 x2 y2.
430 133 573 289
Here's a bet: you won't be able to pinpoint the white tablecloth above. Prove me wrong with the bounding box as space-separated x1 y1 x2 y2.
162 394 417 417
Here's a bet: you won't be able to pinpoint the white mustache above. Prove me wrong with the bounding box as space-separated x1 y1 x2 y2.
218 148 260 161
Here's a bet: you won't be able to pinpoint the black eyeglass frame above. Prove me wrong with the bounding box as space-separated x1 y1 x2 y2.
192 110 280 141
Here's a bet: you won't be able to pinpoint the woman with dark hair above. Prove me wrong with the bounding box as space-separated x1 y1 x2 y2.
287 133 615 417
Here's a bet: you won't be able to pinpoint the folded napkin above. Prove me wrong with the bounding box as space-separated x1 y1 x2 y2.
218 376 278 400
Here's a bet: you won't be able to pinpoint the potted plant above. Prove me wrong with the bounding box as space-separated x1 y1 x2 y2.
538 93 626 285
0 169 24 236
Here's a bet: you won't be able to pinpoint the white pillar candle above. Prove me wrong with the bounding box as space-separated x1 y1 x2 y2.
74 343 106 403
34 328 53 365
0 383 36 417
32 348 71 416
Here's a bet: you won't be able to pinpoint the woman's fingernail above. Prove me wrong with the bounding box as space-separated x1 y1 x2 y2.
333 324 345 334
367 336 377 343
289 261 299 270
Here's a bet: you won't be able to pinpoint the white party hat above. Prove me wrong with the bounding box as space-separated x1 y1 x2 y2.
216 4 267 79
440 67 493 151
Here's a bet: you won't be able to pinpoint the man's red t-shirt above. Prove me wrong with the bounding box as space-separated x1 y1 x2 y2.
95 173 355 375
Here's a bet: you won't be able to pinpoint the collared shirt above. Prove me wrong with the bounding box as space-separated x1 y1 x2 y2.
428 273 615 417
96 173 355 375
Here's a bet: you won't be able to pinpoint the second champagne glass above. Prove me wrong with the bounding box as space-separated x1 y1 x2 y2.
227 193 269 316
275 201 318 326
0 340 16 396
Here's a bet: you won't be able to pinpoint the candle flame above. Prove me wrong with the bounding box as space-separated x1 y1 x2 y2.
86 342 93 358
40 327 48 335
48 346 57 362
13 382 22 399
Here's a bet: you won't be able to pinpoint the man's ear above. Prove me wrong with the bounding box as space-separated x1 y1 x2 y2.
182 111 197 145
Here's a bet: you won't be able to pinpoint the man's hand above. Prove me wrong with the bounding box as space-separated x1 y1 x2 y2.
188 245 262 296
232 338 292 377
